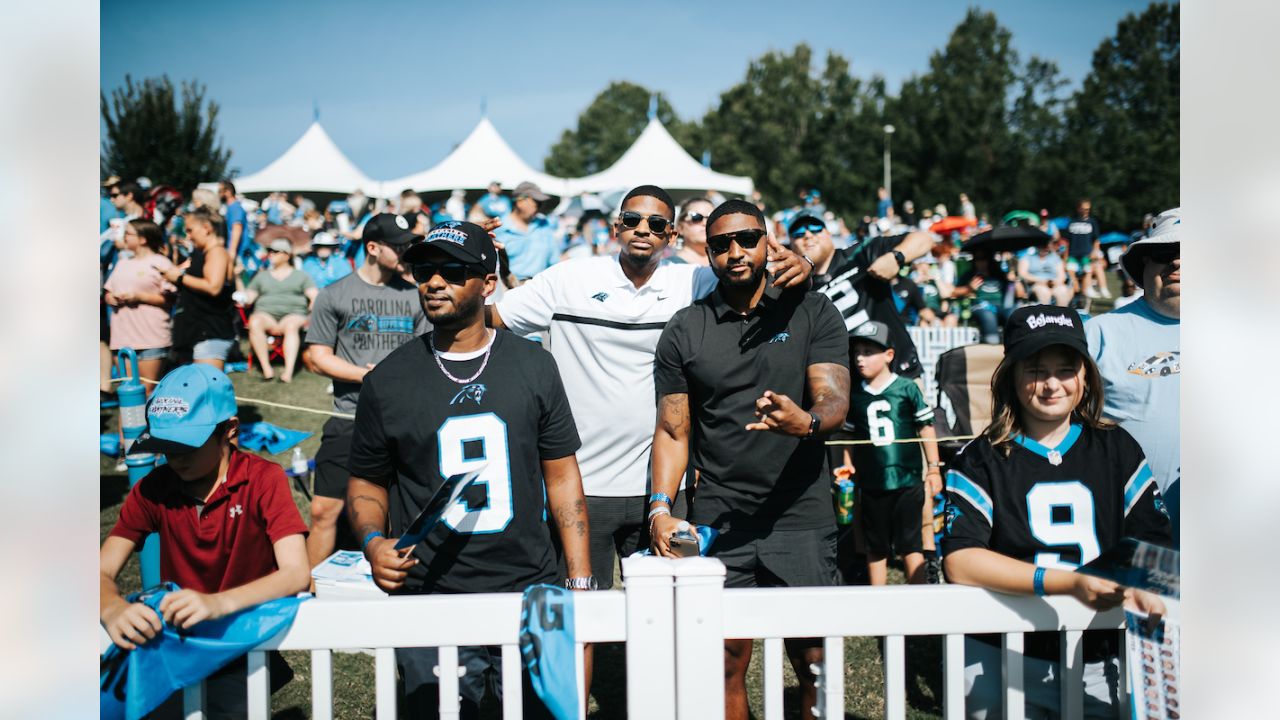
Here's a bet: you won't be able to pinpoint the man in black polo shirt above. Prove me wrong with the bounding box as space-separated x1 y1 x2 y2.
649 199 850 720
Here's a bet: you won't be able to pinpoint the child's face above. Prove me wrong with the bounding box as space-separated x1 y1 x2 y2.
1015 346 1085 425
851 340 894 380
164 426 229 482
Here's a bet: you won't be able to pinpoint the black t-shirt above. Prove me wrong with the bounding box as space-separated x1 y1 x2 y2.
654 286 849 530
814 236 922 378
942 424 1173 660
172 247 235 347
1065 216 1100 258
348 330 581 594
891 276 927 324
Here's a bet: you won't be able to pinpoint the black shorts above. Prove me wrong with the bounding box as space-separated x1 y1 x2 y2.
396 645 554 719
558 491 691 590
314 417 355 499
710 525 838 590
857 484 926 557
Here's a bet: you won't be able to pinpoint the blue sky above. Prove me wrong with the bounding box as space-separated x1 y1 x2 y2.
101 0 1152 180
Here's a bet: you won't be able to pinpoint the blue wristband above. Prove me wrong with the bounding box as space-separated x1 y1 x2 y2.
648 492 672 507
1033 567 1047 596
361 530 385 552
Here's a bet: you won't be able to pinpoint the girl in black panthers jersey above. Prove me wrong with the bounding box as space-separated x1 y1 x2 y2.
942 305 1172 719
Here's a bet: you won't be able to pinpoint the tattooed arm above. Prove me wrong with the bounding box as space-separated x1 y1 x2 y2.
805 362 851 436
649 393 692 557
543 455 592 582
347 476 416 592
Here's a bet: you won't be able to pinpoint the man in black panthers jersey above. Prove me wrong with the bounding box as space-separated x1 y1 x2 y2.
346 221 591 717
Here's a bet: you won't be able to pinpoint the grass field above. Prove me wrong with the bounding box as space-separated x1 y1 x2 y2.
100 282 1119 719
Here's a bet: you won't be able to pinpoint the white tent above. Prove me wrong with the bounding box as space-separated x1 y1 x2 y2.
234 121 377 195
564 117 754 198
383 117 569 196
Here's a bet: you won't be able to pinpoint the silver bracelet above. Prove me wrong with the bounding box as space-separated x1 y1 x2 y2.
647 506 671 521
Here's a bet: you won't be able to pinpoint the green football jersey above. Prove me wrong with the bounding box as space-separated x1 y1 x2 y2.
847 374 934 491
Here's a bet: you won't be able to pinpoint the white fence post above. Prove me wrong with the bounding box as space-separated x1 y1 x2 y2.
622 555 678 720
247 650 271 719
183 680 205 720
1003 632 1025 720
673 557 727 719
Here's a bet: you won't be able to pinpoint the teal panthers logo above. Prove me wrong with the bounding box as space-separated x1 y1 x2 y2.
450 383 487 405
591 292 609 302
768 332 790 344
944 504 963 535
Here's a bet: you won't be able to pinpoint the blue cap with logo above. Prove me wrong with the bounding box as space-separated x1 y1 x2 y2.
129 365 238 454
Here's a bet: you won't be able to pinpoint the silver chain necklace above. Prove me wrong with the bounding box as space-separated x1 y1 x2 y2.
431 331 494 385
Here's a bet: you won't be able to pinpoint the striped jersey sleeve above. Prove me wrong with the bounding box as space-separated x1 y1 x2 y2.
941 440 995 554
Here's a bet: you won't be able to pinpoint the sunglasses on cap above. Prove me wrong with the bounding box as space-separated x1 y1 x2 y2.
411 261 483 285
1145 248 1179 265
707 228 767 254
788 221 826 240
618 211 671 234
681 212 707 224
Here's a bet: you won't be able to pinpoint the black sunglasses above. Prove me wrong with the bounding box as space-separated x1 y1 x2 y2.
411 261 481 285
618 211 670 234
788 221 826 240
109 192 121 198
681 212 707 224
1145 248 1179 265
707 228 767 254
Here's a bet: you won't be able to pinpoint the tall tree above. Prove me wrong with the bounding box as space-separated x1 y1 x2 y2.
1007 57 1070 213
101 75 232 193
544 81 699 177
886 9 1021 219
1057 2 1179 228
701 44 886 217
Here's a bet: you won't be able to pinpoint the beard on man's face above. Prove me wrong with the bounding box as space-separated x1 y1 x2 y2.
421 286 484 328
713 257 766 288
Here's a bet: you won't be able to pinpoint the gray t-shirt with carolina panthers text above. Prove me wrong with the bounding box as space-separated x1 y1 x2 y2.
306 272 429 414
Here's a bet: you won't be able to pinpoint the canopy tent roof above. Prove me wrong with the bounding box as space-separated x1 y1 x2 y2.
234 122 377 195
564 117 754 198
383 117 569 196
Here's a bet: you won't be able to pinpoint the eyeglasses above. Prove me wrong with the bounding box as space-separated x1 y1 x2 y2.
618 211 670 234
1145 249 1179 265
681 212 707 224
109 192 120 198
707 228 767 254
788 222 826 240
411 261 480 285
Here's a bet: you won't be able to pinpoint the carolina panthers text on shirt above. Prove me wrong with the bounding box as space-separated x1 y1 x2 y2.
343 297 417 350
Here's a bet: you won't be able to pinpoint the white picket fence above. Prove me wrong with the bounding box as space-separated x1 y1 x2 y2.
105 555 1135 720
907 326 981 406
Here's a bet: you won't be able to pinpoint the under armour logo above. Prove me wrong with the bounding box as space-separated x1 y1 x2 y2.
229 504 243 518
450 383 487 405
591 292 608 302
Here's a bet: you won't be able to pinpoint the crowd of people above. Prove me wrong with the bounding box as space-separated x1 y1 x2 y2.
98 173 1180 719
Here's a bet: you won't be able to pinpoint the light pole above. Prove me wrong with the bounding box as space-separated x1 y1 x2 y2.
883 124 895 200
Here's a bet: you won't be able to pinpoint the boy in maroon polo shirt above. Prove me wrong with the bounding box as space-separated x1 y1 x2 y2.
100 365 309 716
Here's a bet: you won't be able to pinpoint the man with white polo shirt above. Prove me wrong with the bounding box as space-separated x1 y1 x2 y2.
487 185 813 588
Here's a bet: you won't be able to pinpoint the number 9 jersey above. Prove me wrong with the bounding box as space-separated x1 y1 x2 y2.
348 331 581 594
941 423 1173 569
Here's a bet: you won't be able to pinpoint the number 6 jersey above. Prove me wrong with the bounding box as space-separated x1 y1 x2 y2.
941 423 1172 569
349 331 581 594
846 373 934 491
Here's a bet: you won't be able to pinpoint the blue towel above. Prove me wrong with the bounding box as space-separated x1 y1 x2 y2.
237 421 312 455
520 585 579 720
101 583 306 720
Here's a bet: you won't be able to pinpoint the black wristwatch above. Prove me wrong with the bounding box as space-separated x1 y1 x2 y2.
891 250 906 268
804 412 820 439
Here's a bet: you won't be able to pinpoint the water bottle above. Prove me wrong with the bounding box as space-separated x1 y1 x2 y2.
115 348 148 454
836 478 855 526
291 447 309 476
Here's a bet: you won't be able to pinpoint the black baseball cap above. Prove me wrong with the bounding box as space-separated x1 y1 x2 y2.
850 320 892 351
362 212 422 247
1002 305 1088 362
402 220 498 273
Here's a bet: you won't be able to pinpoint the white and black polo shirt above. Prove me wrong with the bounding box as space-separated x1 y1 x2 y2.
495 255 718 496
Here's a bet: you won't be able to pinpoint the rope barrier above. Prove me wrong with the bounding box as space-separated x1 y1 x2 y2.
111 377 973 441
111 375 354 420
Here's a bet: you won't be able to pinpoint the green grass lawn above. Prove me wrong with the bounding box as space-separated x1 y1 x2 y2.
100 267 1120 720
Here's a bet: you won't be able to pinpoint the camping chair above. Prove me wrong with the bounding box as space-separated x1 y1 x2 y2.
236 303 287 373
933 342 1005 466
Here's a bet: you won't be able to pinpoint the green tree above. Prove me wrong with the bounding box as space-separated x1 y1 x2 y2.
544 81 699 177
701 44 886 217
886 8 1021 219
1057 2 1179 228
101 75 232 193
1007 57 1070 212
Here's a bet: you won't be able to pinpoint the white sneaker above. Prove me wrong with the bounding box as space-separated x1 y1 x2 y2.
115 459 127 473
1100 286 1113 298
326 382 334 395
1085 287 1101 299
